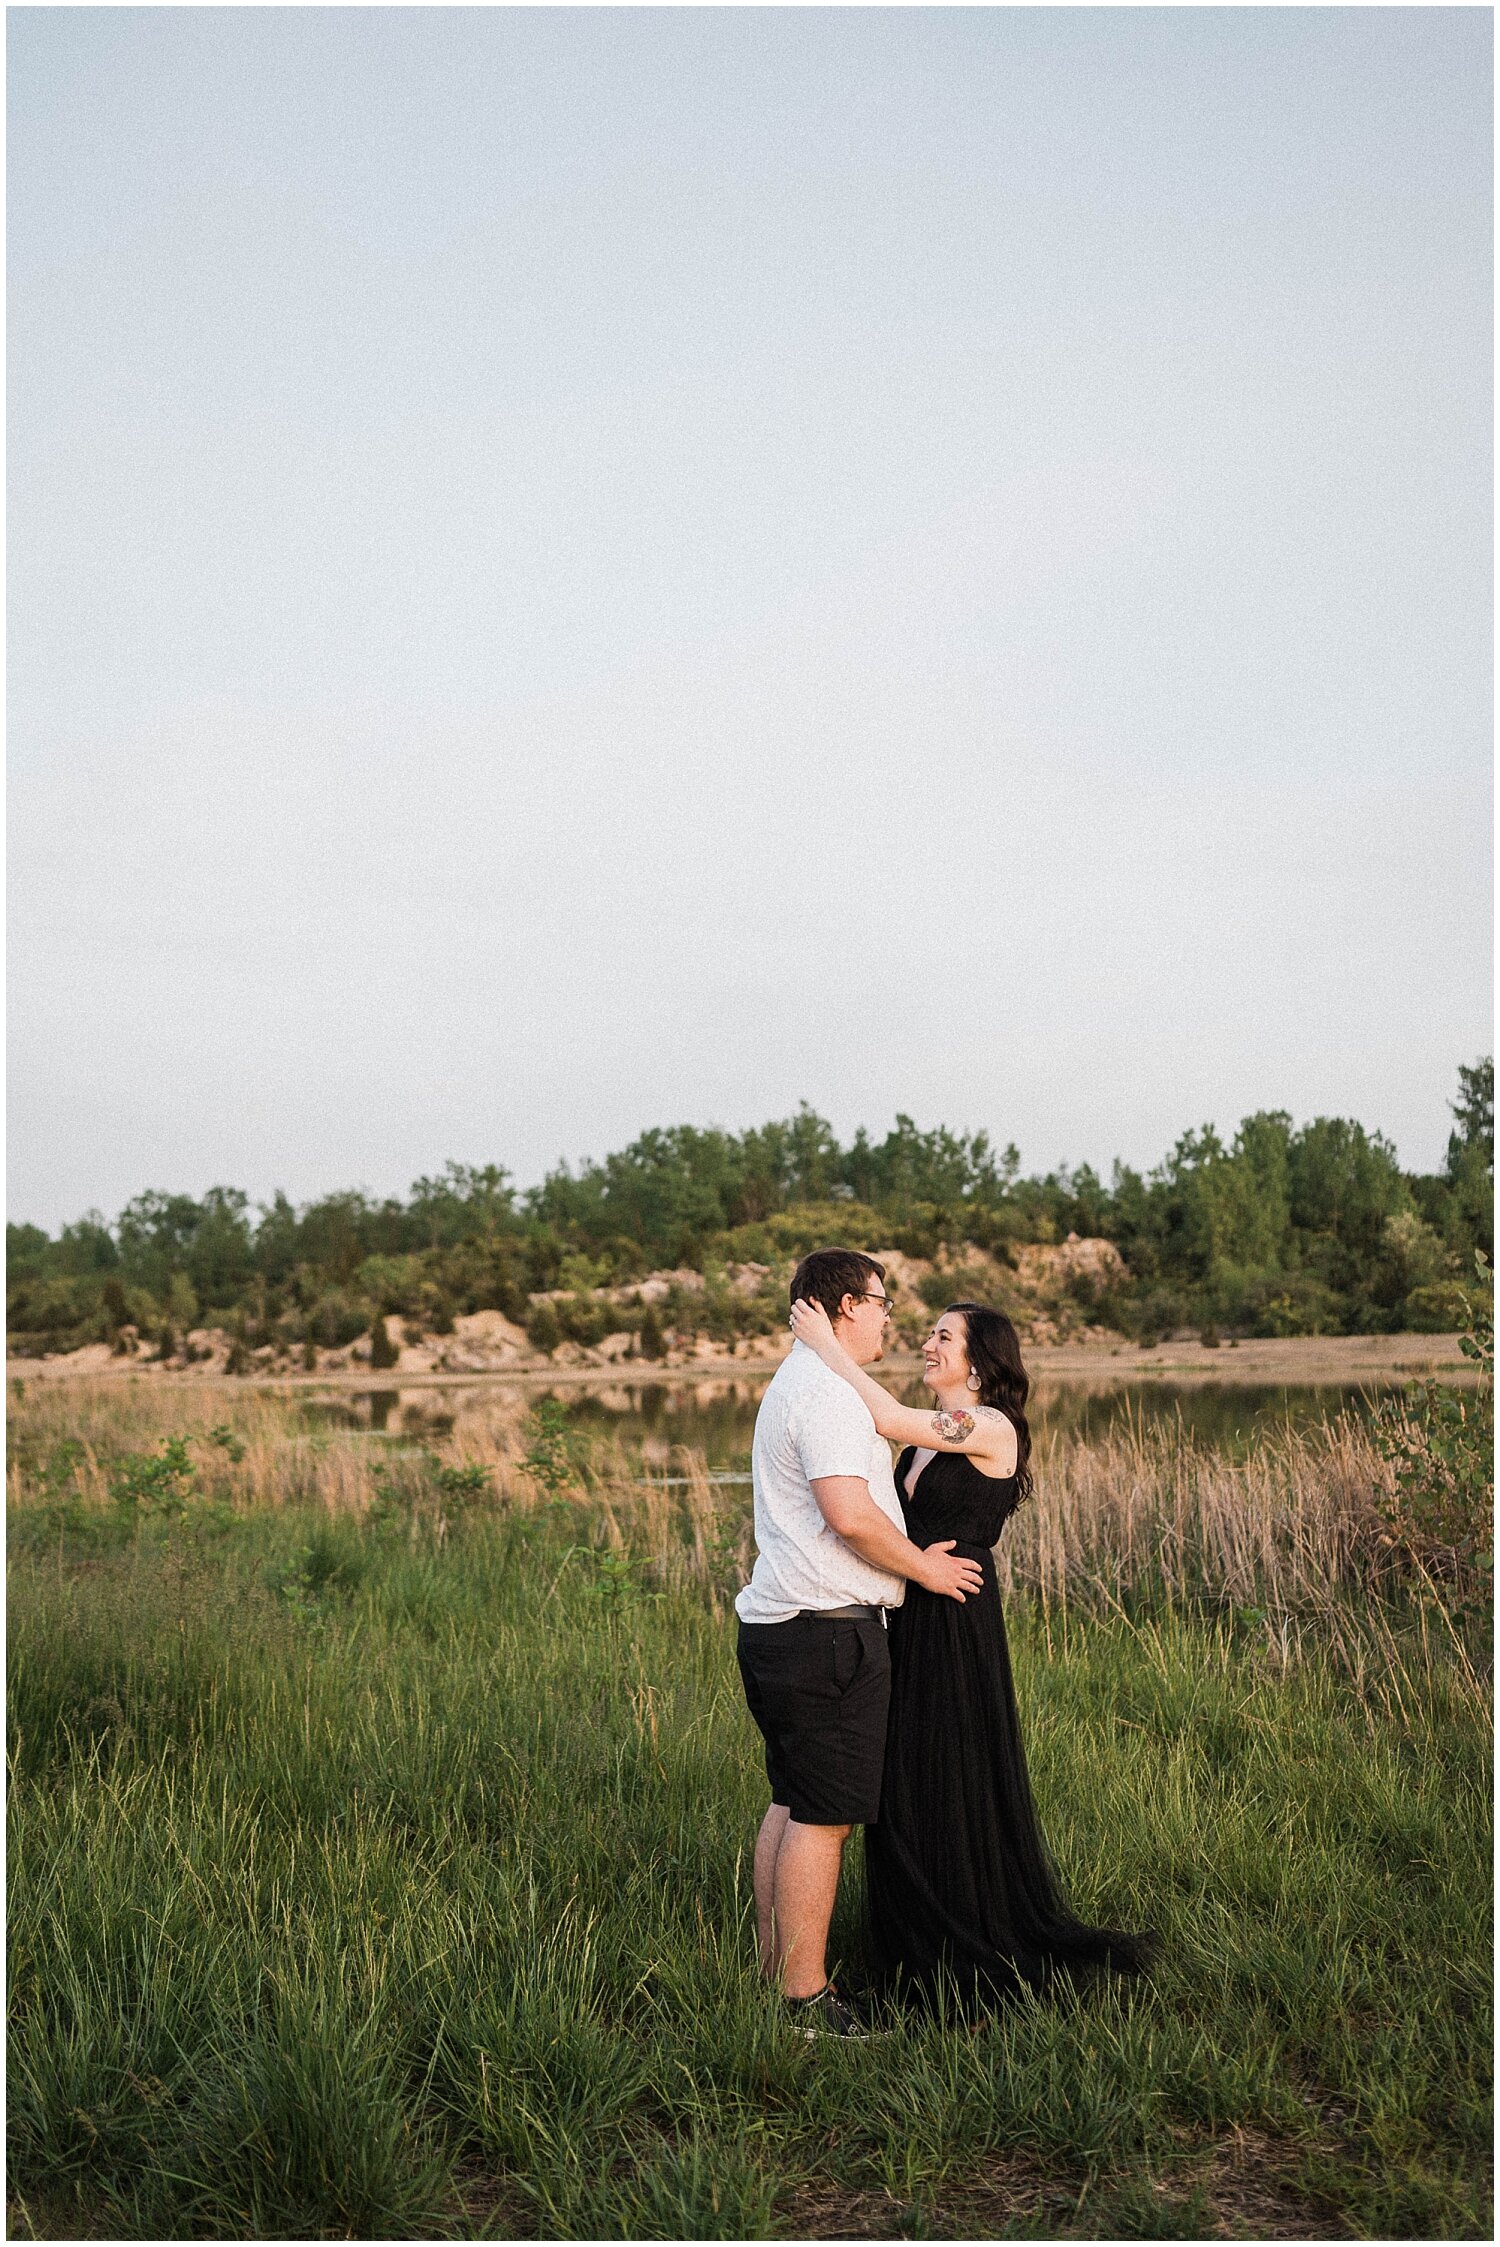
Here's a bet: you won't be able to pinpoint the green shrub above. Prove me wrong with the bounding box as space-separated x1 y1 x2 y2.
1133 1288 1190 1344
554 1293 620 1347
224 1314 250 1376
1249 1275 1342 1338
525 1301 563 1355
109 1436 199 1521
1372 1255 1493 1592
369 1317 399 1371
518 1397 591 1496
352 1253 428 1315
558 1252 613 1293
310 1293 368 1350
1404 1280 1475 1333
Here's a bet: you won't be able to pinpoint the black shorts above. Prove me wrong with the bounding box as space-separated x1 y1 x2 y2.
737 1612 891 1827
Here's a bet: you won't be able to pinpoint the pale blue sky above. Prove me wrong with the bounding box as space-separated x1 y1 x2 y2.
9 6 1492 1230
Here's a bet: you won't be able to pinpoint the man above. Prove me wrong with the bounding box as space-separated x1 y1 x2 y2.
735 1247 984 2036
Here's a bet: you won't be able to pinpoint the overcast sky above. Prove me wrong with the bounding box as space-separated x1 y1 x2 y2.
8 6 1492 1232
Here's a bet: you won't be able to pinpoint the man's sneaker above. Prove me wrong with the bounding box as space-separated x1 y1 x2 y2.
786 1983 876 2040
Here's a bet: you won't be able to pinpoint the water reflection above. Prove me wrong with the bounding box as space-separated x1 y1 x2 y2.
301 1389 454 1438
1021 1382 1381 1460
299 1374 1389 1467
569 1376 1383 1467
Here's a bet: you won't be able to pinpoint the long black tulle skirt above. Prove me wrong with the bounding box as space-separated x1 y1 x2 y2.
865 1549 1152 2008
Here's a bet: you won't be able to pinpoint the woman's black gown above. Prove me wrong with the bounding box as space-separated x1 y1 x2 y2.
865 1446 1151 2005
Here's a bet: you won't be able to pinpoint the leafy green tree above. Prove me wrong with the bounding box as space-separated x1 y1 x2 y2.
186 1188 256 1304
1437 1057 1495 1264
531 1125 743 1263
1286 1117 1408 1249
406 1161 517 1247
56 1214 120 1275
12 1069 1491 1350
116 1188 253 1308
251 1192 303 1286
281 1191 382 1285
369 1316 399 1370
5 1223 52 1279
309 1293 368 1349
353 1254 428 1315
850 1113 1008 1213
1447 1058 1494 1177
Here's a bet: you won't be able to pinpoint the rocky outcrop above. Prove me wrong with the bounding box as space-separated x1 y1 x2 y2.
6 1239 1131 1382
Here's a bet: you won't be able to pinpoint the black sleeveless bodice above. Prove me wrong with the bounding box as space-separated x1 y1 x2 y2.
897 1444 1022 1552
864 1444 1151 2007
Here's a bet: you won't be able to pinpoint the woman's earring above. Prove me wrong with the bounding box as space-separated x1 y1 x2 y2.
966 1371 982 1393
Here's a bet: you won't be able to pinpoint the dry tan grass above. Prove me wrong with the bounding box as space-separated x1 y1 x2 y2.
6 1372 1479 1650
1008 1408 1397 1611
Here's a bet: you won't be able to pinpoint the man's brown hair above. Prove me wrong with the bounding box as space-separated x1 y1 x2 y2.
789 1248 887 1323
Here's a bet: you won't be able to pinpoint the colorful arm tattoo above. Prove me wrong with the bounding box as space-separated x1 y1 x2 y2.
933 1409 976 1443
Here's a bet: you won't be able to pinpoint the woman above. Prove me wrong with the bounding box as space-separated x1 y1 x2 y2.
788 1292 1151 2008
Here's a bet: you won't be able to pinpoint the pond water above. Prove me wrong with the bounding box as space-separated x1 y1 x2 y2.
304 1373 1391 1469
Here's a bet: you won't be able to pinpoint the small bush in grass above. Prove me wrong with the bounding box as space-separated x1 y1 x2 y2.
109 1436 199 1521
520 1397 591 1499
432 1459 494 1521
1372 1253 1494 1599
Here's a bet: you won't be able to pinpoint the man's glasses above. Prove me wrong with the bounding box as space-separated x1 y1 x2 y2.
859 1292 895 1314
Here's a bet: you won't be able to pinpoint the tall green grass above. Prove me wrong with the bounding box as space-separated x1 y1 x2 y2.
7 1390 1492 2239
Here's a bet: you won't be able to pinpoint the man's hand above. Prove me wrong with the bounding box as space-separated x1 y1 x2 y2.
914 1539 984 1602
810 1478 985 1601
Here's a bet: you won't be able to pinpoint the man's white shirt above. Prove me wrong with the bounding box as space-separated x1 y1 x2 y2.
735 1339 907 1623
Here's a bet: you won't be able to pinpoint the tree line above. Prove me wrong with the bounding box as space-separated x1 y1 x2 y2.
7 1062 1491 1358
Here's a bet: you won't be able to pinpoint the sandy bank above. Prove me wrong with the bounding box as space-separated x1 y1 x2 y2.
8 1330 1477 1394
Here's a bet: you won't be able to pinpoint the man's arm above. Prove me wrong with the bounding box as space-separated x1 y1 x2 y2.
810 1476 984 1601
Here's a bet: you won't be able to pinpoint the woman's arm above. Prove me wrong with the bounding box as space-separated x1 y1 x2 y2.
788 1299 1018 1468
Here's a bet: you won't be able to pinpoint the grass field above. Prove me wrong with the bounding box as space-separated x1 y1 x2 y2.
6 1380 1492 2240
